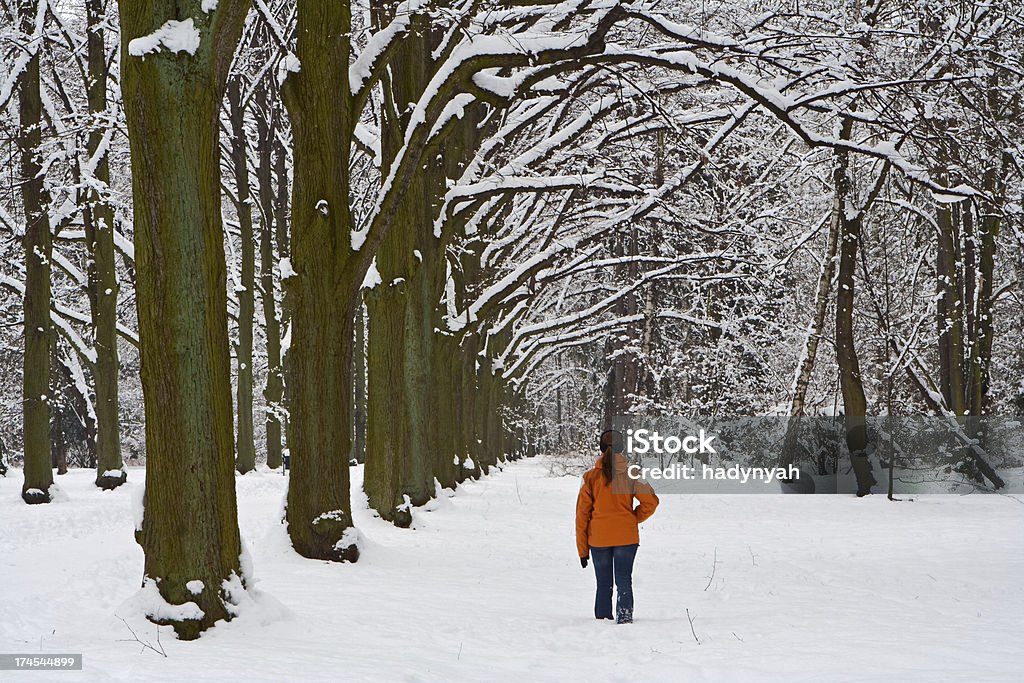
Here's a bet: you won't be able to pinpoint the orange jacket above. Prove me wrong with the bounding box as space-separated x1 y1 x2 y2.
575 453 659 558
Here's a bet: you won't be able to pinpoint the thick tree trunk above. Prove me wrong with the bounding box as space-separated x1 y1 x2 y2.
362 20 442 525
228 79 256 475
118 0 250 639
18 0 54 505
85 0 125 490
432 335 461 487
364 283 412 525
255 83 283 470
281 0 360 562
364 227 442 524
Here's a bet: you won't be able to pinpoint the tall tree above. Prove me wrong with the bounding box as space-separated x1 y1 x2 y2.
254 76 284 470
84 0 126 489
117 0 251 639
227 76 256 475
281 0 361 561
18 0 54 505
832 116 877 496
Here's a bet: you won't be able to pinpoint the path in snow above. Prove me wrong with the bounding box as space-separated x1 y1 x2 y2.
1 457 1022 682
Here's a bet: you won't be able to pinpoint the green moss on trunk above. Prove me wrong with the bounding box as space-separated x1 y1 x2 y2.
281 0 359 562
118 0 251 639
18 0 53 505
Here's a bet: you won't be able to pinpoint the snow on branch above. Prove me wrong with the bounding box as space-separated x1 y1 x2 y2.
128 19 202 57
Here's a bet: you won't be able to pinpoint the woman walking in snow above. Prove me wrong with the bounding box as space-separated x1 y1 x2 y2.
576 429 659 623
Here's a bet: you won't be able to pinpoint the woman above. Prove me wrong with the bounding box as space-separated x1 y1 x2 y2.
575 429 659 624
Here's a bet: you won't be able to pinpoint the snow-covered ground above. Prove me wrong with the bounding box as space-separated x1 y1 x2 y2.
1 457 1021 682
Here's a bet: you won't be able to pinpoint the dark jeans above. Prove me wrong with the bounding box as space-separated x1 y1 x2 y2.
590 544 638 623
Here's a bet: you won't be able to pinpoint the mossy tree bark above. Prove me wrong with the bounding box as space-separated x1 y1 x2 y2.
363 21 432 526
227 78 257 475
281 0 360 562
18 0 54 505
352 300 367 465
363 19 497 522
118 0 251 639
85 0 126 490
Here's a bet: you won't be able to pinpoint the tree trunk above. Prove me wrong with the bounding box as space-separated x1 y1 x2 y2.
968 161 1005 417
935 191 967 415
228 79 256 475
363 20 440 526
49 340 70 475
118 0 250 639
833 119 877 497
85 0 125 490
18 0 54 505
281 0 360 562
364 208 441 525
255 82 283 470
352 299 366 465
364 282 412 525
780 180 842 470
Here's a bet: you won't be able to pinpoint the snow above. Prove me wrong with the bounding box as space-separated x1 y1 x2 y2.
276 53 300 87
278 257 296 281
128 19 202 57
131 479 145 531
102 469 125 479
335 527 361 551
350 228 367 251
0 460 1021 681
129 578 205 622
201 0 219 12
361 259 382 289
932 185 975 204
349 0 430 96
186 580 205 596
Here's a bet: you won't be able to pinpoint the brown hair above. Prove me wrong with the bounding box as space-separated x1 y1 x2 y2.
599 429 624 484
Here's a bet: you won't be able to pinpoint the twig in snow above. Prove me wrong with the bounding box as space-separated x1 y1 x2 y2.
457 641 463 660
686 608 700 645
747 544 757 567
116 616 167 658
732 631 743 642
514 475 523 505
704 547 717 591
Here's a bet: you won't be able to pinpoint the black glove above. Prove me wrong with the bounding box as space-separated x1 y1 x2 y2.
580 556 589 569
